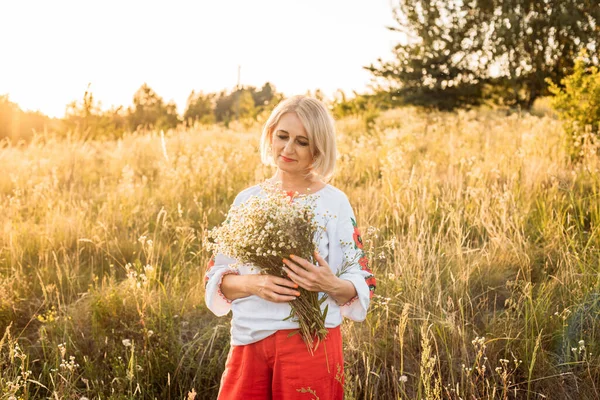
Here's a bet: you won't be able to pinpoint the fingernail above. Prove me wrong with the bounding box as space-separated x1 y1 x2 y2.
290 254 295 259
294 284 298 288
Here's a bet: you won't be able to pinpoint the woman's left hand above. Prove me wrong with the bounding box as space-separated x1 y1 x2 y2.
283 251 358 305
282 251 339 293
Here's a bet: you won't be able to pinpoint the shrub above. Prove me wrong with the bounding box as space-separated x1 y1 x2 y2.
548 51 600 160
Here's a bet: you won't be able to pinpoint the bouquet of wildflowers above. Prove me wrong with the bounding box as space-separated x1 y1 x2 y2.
207 181 328 352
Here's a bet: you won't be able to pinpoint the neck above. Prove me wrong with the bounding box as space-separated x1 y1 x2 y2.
270 170 320 192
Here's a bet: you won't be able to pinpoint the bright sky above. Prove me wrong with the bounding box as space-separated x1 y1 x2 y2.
0 0 400 118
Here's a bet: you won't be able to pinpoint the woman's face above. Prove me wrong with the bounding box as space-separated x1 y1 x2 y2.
271 112 313 175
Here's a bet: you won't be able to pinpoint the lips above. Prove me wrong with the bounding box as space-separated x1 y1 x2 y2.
280 156 295 162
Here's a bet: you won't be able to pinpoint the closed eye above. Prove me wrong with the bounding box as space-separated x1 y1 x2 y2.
276 132 308 146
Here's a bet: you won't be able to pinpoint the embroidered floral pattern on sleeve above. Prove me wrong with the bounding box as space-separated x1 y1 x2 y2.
217 270 239 304
351 217 376 299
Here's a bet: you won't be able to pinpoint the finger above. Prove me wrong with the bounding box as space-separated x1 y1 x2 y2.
276 266 300 284
289 254 316 271
271 289 300 299
284 257 316 276
270 294 298 303
282 259 310 278
272 276 298 288
282 267 311 289
279 288 301 297
270 281 301 296
313 251 328 267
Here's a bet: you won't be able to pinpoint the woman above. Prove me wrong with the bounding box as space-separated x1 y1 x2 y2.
205 95 375 399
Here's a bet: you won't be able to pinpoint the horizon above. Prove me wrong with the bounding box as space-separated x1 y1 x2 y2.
0 0 401 118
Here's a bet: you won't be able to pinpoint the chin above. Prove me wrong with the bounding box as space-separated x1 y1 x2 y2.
277 163 296 172
276 161 299 172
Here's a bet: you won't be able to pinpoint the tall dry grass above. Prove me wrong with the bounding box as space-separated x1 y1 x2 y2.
1 107 599 399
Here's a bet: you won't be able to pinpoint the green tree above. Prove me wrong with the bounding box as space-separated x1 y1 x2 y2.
487 0 600 107
156 101 180 130
187 83 282 127
236 90 256 119
64 86 128 139
183 90 215 126
128 84 180 131
214 90 234 124
368 0 600 109
366 0 490 109
252 83 284 119
251 83 276 107
214 88 256 125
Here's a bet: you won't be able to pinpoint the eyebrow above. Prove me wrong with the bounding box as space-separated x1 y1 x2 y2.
275 129 309 140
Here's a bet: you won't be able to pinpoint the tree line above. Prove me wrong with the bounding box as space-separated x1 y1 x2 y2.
0 82 386 142
0 82 284 141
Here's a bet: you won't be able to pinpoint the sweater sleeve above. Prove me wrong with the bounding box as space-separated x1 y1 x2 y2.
203 190 249 317
335 196 376 321
204 252 240 316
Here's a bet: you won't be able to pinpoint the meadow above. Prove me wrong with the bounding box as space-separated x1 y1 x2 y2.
1 106 599 399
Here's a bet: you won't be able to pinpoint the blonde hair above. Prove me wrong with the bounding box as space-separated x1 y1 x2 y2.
260 95 337 182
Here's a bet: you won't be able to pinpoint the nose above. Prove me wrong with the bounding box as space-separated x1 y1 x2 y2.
283 140 295 154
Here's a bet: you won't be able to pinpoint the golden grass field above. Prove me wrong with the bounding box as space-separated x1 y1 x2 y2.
1 107 599 399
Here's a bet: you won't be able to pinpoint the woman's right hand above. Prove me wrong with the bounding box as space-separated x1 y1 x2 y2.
221 274 300 303
248 275 301 302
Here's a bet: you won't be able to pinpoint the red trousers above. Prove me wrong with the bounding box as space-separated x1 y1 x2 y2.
218 327 344 400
